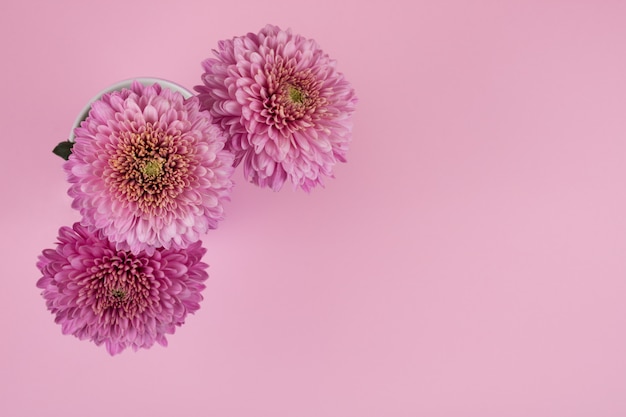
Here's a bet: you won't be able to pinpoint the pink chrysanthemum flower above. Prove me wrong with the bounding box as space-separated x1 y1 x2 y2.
36 223 208 355
66 81 234 254
195 24 357 191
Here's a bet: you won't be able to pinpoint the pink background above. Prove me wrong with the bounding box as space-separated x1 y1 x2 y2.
1 0 626 415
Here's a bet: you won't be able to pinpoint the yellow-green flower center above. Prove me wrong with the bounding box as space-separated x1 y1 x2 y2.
142 159 163 179
288 86 304 104
111 288 127 301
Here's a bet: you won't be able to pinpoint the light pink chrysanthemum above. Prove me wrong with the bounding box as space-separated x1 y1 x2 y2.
66 81 234 254
36 223 208 355
195 24 357 191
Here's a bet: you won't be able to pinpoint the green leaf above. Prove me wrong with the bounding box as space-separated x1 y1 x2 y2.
52 140 74 160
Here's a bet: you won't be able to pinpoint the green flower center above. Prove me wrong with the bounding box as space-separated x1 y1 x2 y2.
111 288 127 301
288 86 305 104
141 159 163 179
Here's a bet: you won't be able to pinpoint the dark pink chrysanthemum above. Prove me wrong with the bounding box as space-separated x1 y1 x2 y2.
36 223 209 355
195 24 357 191
65 81 234 254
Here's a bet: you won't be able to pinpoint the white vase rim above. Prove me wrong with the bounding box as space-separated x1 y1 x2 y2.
68 77 193 142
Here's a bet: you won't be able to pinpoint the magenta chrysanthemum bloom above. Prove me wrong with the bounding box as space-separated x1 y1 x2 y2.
66 81 234 254
195 24 357 191
36 223 208 355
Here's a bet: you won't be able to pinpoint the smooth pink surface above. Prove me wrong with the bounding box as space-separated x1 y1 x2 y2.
1 1 626 416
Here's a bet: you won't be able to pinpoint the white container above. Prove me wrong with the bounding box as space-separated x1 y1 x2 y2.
68 77 193 142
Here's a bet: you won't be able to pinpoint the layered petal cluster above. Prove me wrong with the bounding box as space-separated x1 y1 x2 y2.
66 81 234 254
196 24 357 191
36 223 208 355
